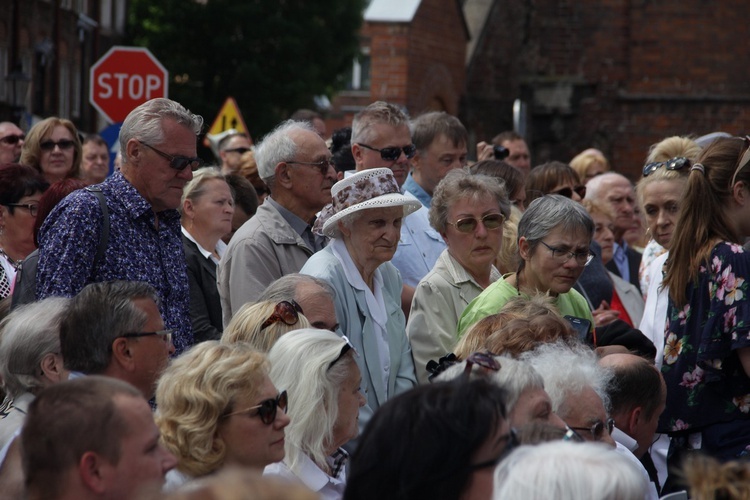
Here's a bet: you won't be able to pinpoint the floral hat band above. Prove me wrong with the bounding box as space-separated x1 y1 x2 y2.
332 169 401 213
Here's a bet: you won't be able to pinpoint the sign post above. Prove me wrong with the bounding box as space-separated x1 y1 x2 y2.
90 46 169 124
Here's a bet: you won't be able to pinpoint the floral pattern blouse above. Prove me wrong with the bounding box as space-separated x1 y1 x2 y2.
659 242 750 434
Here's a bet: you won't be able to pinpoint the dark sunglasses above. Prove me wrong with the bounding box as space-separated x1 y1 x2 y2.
463 351 501 379
224 390 288 425
469 428 519 470
356 143 417 162
40 139 75 151
328 335 359 370
551 185 587 199
642 156 690 177
286 158 335 176
225 147 251 155
568 418 615 442
447 213 505 233
0 134 24 145
260 300 303 331
139 141 201 171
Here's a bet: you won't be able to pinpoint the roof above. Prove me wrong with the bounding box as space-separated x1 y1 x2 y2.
364 0 422 22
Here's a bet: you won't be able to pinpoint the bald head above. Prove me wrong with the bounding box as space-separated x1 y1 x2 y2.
585 172 635 241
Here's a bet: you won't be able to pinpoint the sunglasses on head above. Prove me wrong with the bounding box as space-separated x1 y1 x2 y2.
356 143 417 162
328 335 359 370
447 213 505 233
731 136 750 186
568 418 615 442
551 185 586 199
642 156 690 177
40 139 75 151
0 134 24 145
260 300 303 331
224 390 288 425
139 141 201 171
463 351 501 379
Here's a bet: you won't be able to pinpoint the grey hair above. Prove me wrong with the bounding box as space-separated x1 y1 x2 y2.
180 167 233 212
494 441 647 499
267 328 356 473
518 195 594 253
429 169 510 233
0 298 70 398
254 120 315 186
435 355 544 412
584 171 630 202
351 101 410 145
119 98 203 166
521 341 614 417
60 281 160 374
258 274 336 304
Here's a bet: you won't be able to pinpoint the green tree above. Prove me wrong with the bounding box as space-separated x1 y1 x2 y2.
127 0 365 140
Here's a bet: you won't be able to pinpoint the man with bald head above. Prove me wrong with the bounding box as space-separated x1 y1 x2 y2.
0 122 24 163
218 120 336 325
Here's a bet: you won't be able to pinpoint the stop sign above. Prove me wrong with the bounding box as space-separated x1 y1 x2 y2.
89 46 169 124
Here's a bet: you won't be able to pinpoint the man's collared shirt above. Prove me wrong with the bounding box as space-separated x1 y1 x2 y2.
267 197 325 252
37 171 193 353
403 172 432 208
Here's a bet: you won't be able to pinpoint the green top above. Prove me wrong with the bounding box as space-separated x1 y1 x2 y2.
456 276 594 337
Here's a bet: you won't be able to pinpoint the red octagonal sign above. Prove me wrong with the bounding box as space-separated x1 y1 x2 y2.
90 46 169 124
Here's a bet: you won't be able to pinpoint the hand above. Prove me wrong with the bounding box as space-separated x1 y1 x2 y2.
476 141 495 162
592 300 620 327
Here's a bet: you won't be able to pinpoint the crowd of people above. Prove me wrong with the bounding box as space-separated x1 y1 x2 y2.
0 97 748 499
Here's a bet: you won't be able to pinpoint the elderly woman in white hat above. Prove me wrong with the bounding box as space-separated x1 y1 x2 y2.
301 168 421 433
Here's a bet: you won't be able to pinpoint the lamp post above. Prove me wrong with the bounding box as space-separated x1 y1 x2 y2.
6 67 30 125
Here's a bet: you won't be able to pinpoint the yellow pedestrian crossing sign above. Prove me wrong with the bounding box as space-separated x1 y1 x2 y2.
207 97 249 137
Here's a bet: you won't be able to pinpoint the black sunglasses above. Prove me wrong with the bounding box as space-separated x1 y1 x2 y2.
224 390 289 425
139 141 201 171
328 335 359 370
551 185 586 199
463 351 501 379
260 300 304 331
447 213 505 233
40 139 75 151
0 134 24 145
356 143 417 162
642 156 690 177
286 158 335 176
568 418 615 442
225 147 251 155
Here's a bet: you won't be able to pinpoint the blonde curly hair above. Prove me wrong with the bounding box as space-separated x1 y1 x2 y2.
155 341 269 477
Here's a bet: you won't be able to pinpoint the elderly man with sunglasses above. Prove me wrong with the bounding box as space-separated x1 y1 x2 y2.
0 122 24 163
36 98 202 354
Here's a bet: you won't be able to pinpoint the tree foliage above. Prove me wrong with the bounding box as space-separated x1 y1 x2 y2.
127 0 365 140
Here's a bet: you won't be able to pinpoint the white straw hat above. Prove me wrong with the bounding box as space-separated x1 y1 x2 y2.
321 168 422 238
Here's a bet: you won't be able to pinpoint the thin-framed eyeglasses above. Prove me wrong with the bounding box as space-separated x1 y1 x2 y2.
539 240 594 267
286 158 335 176
731 136 750 187
568 418 615 442
5 203 39 217
120 329 173 345
139 141 201 171
328 335 359 371
551 185 587 199
0 134 24 145
642 156 691 177
40 139 75 151
469 428 519 470
223 390 288 425
260 300 303 331
463 351 501 379
447 213 505 233
356 143 417 162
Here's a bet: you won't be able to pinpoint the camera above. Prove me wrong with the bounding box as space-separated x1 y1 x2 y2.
493 145 510 160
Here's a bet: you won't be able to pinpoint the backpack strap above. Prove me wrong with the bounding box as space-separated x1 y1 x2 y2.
85 186 110 267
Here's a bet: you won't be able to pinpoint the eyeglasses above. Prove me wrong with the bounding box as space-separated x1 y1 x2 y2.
731 136 750 187
568 418 615 442
642 156 690 177
539 240 594 267
469 428 519 470
328 335 359 370
224 390 288 425
562 426 586 442
260 300 303 331
551 185 587 199
447 213 505 233
5 203 39 217
286 158 335 176
356 143 417 162
224 147 251 155
139 142 201 171
40 139 75 151
0 134 24 145
463 351 501 378
120 329 173 345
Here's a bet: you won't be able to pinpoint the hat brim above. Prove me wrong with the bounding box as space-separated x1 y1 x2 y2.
322 194 422 238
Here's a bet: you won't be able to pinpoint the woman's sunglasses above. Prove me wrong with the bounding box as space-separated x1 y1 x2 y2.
551 185 587 199
463 351 501 378
447 213 505 233
224 390 288 425
260 300 303 331
642 156 690 177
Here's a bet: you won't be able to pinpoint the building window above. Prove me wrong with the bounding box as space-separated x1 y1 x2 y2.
0 48 7 103
59 61 70 117
71 62 81 118
347 48 371 91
